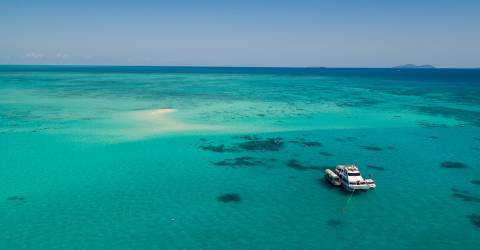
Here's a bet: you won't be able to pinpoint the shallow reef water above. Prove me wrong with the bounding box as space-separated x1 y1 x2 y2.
1 66 480 249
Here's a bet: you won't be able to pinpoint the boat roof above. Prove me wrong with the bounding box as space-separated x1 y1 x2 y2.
337 164 360 173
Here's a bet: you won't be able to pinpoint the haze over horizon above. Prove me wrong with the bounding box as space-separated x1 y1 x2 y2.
1 0 479 68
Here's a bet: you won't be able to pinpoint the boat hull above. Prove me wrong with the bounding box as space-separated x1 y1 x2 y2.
325 175 341 186
342 182 370 192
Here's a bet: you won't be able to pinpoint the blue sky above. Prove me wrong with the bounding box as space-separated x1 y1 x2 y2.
1 0 479 67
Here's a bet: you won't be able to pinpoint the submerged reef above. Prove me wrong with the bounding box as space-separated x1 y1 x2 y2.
452 193 480 203
450 188 480 203
288 140 322 147
361 146 382 151
386 146 396 150
470 180 480 185
212 156 270 168
468 214 480 228
286 159 308 170
7 196 25 201
199 144 239 153
428 136 439 139
199 135 285 153
302 141 322 147
237 137 284 151
326 219 341 227
232 135 259 141
412 105 480 127
367 165 385 171
217 193 241 203
319 152 333 156
286 159 324 171
417 121 449 129
441 161 468 169
336 98 385 108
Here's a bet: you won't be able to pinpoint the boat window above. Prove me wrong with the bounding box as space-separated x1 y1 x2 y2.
348 173 361 176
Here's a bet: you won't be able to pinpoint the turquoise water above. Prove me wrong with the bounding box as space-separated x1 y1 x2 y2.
1 66 479 249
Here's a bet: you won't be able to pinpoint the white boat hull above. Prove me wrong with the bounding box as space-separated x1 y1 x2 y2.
342 182 370 191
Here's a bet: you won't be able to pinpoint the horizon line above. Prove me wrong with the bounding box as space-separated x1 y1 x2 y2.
1 64 479 69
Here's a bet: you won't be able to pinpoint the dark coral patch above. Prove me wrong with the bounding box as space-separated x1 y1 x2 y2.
302 141 322 147
217 193 241 203
327 219 341 227
386 146 396 150
288 140 322 147
472 147 479 151
199 144 238 153
468 214 480 228
286 159 323 171
286 159 309 170
428 136 439 139
413 106 480 127
367 165 385 171
441 161 468 169
236 137 284 151
417 121 448 129
199 135 285 153
235 135 259 141
7 196 25 201
361 146 382 151
471 180 480 185
452 193 480 203
319 152 333 156
213 157 269 168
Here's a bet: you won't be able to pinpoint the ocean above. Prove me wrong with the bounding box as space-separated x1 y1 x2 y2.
1 66 479 249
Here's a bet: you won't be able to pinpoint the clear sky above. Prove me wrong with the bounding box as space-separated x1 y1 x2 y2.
1 0 479 67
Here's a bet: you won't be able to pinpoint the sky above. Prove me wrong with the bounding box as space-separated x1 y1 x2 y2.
1 0 479 68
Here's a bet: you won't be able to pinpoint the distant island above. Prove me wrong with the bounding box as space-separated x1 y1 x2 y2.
393 64 436 69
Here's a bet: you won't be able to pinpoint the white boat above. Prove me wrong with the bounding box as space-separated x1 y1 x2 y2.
324 169 341 186
335 164 376 191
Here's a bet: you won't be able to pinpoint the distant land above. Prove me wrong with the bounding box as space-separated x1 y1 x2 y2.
393 64 436 69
